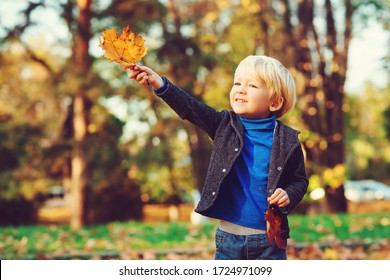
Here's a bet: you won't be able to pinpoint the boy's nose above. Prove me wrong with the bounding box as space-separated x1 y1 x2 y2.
237 88 246 94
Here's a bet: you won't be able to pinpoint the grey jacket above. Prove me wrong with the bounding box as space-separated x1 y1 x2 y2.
156 79 308 239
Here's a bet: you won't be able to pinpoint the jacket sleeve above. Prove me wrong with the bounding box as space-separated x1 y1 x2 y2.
155 78 223 140
283 144 309 213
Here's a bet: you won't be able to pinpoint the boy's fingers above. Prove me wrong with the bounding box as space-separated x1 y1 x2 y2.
268 196 279 205
277 196 290 207
128 70 138 78
268 189 282 200
268 188 290 206
126 65 155 87
138 72 149 83
124 65 136 71
127 65 146 78
140 75 149 85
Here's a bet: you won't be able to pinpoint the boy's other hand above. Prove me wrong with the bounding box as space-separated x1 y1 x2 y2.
126 65 164 89
268 188 290 208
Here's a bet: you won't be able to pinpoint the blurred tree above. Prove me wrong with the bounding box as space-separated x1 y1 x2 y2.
0 42 60 200
0 0 144 227
346 83 390 181
245 0 389 212
98 0 196 203
283 0 352 212
66 0 93 229
0 40 63 224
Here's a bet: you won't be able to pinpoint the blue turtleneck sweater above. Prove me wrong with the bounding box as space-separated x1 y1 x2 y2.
204 114 276 230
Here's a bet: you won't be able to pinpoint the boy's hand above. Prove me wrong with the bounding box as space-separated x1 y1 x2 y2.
126 65 164 90
268 188 290 208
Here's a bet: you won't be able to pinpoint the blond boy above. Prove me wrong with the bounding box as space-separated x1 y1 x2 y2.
128 55 308 259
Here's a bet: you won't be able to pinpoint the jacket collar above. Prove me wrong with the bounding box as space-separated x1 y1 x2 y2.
228 110 300 157
229 111 244 144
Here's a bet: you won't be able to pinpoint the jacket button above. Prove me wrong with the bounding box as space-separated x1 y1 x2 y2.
222 169 226 172
212 192 216 195
277 166 282 171
234 148 238 152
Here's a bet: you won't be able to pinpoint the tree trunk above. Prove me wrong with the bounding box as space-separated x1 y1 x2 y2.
70 0 92 229
277 0 353 213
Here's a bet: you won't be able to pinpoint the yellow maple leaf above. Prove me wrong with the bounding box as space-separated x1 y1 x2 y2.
99 26 148 70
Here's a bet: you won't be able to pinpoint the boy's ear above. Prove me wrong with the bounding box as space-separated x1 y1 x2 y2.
269 97 284 113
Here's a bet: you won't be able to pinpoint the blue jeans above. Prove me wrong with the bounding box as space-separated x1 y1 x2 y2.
214 228 287 260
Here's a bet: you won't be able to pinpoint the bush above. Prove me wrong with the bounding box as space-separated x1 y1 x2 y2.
0 197 38 226
86 177 143 224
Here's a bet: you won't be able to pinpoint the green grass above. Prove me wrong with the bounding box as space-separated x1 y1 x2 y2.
0 221 217 259
1 212 389 259
289 212 390 243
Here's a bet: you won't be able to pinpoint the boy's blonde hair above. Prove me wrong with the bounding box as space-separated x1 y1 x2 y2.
235 55 296 118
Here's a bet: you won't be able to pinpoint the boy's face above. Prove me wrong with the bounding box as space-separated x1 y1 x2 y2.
229 71 276 119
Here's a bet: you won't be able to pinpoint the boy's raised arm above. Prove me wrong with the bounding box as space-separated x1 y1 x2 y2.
126 64 222 139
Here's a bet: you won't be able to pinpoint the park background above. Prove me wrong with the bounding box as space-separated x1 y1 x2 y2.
0 0 389 260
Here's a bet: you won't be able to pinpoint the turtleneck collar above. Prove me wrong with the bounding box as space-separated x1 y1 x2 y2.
238 114 277 131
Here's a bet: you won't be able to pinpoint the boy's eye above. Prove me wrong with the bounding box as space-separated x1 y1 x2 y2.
234 82 241 86
249 84 258 88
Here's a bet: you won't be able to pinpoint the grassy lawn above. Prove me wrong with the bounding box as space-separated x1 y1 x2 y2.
1 212 389 259
289 212 390 243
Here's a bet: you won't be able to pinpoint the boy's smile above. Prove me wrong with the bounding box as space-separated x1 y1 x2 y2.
234 97 247 103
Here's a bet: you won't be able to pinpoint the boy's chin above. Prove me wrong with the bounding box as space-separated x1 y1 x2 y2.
232 109 245 117
231 107 245 116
